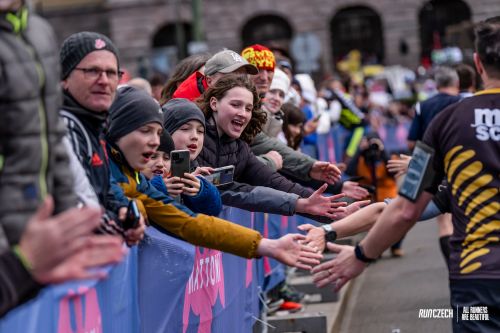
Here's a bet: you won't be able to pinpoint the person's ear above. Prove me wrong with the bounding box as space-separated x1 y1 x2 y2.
473 53 484 77
209 96 218 112
61 79 69 90
206 76 213 86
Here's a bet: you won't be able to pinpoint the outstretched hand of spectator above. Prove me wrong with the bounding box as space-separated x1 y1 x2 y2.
334 200 371 220
296 184 347 220
309 161 341 184
387 154 412 178
18 196 125 284
341 181 369 200
256 234 322 270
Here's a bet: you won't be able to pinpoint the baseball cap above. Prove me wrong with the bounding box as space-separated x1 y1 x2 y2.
204 50 258 76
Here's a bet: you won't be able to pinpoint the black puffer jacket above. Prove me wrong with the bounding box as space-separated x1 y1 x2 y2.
0 10 77 250
196 117 313 198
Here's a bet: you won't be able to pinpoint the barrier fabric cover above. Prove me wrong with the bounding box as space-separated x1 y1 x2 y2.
139 207 259 333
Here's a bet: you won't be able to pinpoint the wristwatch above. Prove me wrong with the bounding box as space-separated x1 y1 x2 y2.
354 243 376 264
321 224 337 243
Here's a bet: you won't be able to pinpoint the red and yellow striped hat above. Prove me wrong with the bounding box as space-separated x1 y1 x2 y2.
241 44 275 72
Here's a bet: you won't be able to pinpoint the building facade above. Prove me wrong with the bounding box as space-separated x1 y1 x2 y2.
36 0 500 77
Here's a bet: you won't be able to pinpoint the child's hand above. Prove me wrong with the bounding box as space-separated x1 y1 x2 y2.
192 166 214 176
180 173 201 197
165 176 184 197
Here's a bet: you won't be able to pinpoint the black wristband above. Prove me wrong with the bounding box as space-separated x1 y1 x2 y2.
354 243 376 263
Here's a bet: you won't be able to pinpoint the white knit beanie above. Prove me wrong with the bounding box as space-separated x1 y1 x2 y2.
269 68 290 94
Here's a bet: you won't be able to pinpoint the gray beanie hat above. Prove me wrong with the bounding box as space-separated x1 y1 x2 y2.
107 87 163 143
162 98 206 135
60 31 120 79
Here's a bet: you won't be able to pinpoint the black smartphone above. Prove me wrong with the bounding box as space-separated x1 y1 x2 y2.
170 150 190 178
204 165 235 187
346 176 364 182
123 200 140 230
359 184 375 194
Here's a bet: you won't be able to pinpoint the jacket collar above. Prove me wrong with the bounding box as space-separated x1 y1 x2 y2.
106 141 142 182
0 7 28 34
206 116 237 144
63 90 109 128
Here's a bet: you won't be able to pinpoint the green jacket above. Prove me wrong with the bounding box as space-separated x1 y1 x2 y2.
250 131 315 180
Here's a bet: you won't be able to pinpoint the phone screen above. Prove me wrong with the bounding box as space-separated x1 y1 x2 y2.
205 165 234 187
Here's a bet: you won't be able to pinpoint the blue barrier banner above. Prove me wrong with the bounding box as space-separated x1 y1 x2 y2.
0 207 271 333
317 132 336 163
138 227 195 333
330 124 351 162
138 207 259 333
0 247 139 333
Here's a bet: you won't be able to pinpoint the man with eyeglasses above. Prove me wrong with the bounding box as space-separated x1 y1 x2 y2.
59 31 144 245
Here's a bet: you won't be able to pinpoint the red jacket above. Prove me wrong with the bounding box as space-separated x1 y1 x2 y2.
172 71 208 101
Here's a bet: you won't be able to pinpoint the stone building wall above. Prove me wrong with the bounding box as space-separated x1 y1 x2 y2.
38 0 500 76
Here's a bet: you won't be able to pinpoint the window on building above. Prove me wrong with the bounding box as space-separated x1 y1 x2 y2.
151 23 193 74
241 14 293 49
152 23 193 58
419 0 471 65
330 6 384 65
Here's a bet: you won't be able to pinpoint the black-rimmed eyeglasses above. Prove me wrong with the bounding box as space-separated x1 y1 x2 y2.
74 67 124 81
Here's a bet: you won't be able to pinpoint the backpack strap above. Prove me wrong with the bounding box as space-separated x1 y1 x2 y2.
60 110 93 164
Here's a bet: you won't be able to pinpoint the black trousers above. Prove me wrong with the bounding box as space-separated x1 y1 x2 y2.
450 278 500 332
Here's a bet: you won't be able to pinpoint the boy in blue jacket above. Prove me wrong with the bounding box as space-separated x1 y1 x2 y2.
142 129 222 216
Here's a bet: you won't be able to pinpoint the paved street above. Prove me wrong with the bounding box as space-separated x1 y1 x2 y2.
339 220 452 333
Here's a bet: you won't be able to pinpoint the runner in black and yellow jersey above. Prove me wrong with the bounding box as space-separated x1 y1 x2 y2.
312 16 500 332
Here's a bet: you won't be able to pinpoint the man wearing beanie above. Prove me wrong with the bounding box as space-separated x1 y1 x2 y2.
60 31 121 209
241 44 276 96
60 32 145 245
172 49 258 101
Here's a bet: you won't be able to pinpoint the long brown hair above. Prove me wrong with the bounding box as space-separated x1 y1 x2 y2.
282 102 305 150
197 74 265 143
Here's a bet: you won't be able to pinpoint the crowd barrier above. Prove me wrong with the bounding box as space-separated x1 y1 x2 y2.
138 206 259 333
0 207 265 333
0 246 140 333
